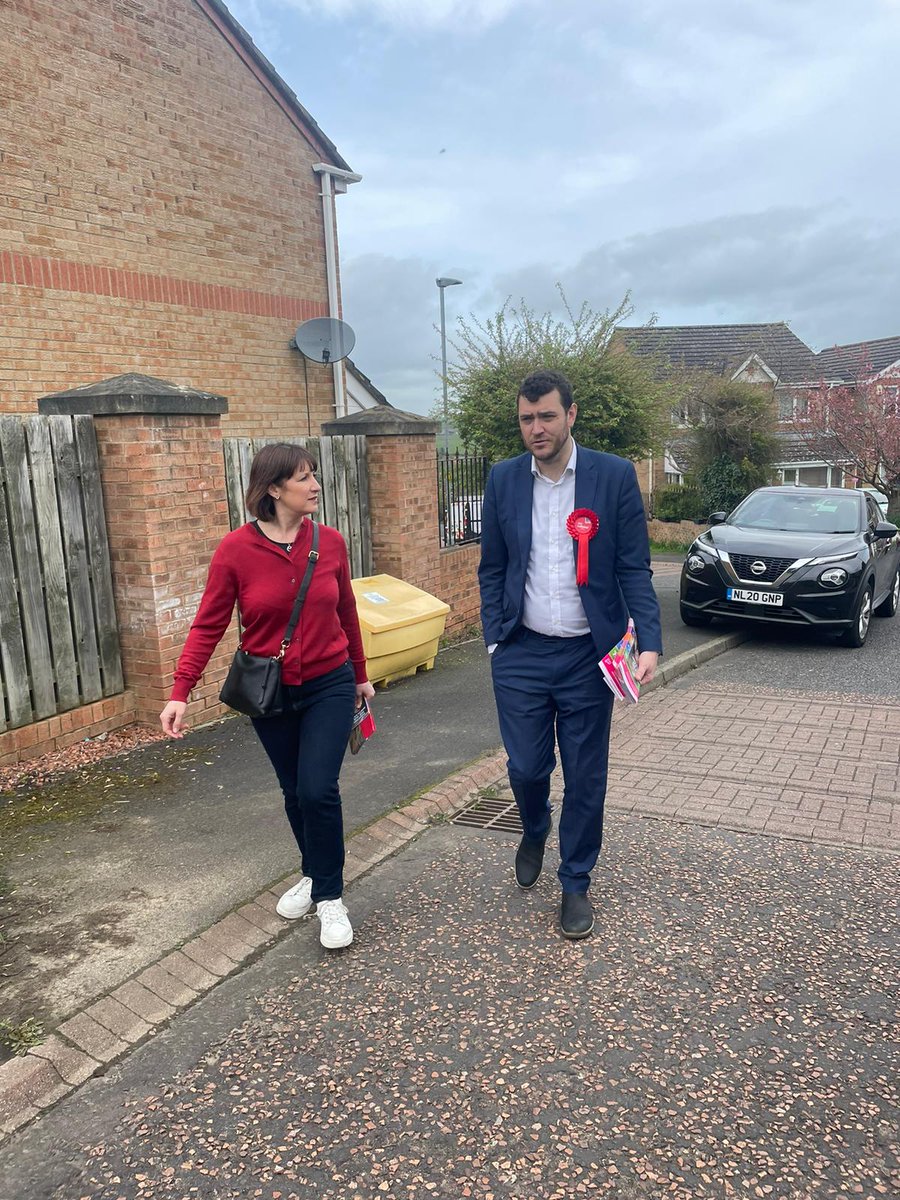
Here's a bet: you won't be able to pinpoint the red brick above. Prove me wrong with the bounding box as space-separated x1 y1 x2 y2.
57 1013 129 1063
0 1054 70 1126
112 980 177 1026
159 950 218 993
29 1035 97 1086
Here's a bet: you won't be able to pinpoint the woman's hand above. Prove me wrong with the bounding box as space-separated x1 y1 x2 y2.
355 681 376 706
160 700 188 738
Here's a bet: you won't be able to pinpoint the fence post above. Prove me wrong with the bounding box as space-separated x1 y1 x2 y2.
321 407 442 594
39 374 233 726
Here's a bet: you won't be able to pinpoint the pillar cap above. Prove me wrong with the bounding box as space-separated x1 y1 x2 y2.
38 373 228 416
321 407 439 436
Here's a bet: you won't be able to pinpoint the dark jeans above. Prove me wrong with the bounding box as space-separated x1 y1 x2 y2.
490 628 614 894
251 661 356 902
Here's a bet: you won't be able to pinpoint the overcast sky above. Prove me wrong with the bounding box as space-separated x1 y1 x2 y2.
229 0 900 414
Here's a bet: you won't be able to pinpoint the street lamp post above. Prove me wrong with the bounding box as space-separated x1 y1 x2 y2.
436 276 462 453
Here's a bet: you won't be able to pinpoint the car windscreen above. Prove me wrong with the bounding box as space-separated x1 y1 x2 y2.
730 493 860 534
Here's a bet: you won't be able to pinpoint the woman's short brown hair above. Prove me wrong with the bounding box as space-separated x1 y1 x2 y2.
245 442 318 521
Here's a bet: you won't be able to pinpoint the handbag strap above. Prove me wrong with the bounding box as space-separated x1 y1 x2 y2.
276 520 319 660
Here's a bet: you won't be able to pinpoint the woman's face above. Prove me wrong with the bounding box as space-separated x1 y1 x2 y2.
270 462 320 517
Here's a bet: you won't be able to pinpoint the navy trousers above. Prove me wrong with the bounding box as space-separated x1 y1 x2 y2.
251 661 356 903
490 628 615 893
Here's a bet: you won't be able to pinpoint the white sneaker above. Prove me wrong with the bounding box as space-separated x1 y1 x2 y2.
276 876 313 919
316 898 353 949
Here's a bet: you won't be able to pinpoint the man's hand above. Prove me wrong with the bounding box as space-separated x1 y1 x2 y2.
160 700 188 738
635 651 659 684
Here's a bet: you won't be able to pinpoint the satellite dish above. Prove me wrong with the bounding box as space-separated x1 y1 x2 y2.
291 317 355 365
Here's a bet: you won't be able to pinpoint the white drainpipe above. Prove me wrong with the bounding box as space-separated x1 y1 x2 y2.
313 163 362 418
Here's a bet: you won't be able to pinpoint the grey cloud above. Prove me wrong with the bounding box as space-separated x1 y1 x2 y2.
342 208 900 413
492 207 900 350
341 253 472 414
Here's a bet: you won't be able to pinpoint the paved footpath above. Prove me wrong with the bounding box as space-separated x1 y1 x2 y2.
1 663 898 1198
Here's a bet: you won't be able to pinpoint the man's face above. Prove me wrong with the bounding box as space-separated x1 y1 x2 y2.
517 388 577 465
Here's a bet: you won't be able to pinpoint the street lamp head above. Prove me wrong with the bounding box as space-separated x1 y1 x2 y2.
436 277 462 289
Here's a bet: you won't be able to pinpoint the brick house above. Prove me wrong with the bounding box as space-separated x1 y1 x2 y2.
0 0 372 434
618 324 900 505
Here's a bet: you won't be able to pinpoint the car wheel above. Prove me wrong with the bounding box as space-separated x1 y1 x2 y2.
874 569 900 618
680 603 712 628
841 583 873 646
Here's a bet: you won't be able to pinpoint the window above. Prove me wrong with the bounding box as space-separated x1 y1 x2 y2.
797 465 828 487
777 392 810 420
778 464 843 487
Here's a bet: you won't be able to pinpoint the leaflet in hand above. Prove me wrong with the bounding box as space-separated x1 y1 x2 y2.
349 698 376 754
599 619 641 704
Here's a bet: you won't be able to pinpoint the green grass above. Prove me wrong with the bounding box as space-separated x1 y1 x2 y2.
650 538 693 556
0 1016 44 1057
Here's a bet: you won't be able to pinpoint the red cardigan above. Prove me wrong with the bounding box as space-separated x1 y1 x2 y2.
171 520 368 704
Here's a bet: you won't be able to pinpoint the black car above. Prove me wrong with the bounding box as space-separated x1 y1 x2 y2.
680 486 900 647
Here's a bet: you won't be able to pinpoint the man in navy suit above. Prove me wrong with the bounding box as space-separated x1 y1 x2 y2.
479 369 662 938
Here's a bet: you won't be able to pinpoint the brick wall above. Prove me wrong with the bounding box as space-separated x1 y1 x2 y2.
438 543 481 636
346 420 483 638
0 0 339 434
366 434 443 596
92 410 234 725
0 693 137 769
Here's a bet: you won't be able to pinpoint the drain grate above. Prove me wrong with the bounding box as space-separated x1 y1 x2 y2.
452 795 522 833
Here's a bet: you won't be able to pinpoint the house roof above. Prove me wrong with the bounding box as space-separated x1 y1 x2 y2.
666 430 849 473
813 336 900 381
345 359 391 407
617 323 817 383
197 0 352 171
773 430 850 465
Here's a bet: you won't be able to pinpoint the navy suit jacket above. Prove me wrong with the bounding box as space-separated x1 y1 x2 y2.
478 445 663 658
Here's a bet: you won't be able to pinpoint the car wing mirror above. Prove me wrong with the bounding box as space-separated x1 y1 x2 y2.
873 521 898 539
708 512 727 525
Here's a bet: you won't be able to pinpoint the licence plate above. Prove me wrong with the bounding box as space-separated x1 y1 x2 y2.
727 588 784 606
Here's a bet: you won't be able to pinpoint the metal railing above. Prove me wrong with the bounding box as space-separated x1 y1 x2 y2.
437 450 490 548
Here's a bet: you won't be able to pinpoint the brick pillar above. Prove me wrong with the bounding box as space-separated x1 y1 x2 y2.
39 373 233 726
321 407 442 594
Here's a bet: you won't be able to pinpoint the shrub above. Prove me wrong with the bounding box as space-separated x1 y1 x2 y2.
697 456 754 516
653 484 704 522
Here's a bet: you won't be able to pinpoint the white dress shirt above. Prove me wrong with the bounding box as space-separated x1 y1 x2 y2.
521 440 591 638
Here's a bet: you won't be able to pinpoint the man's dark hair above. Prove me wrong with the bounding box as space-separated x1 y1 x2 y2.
518 369 574 411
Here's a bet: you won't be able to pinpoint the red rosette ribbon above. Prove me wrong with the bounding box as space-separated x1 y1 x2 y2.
566 508 599 586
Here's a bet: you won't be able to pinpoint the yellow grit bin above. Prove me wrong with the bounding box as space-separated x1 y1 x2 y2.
351 574 451 686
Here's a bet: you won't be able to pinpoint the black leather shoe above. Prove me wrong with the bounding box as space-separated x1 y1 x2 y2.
514 835 547 889
560 892 594 939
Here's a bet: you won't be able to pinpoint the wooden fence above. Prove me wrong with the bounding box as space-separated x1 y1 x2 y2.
222 435 373 578
0 415 124 732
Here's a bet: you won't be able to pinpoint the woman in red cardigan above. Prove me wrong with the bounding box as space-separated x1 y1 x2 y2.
160 443 375 950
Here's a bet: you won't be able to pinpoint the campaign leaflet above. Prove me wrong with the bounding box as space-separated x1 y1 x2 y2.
349 698 376 754
599 618 641 704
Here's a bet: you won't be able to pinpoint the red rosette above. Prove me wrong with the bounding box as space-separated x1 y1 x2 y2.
566 508 599 585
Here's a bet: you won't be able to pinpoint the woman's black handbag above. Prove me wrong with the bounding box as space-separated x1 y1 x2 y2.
218 522 319 718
